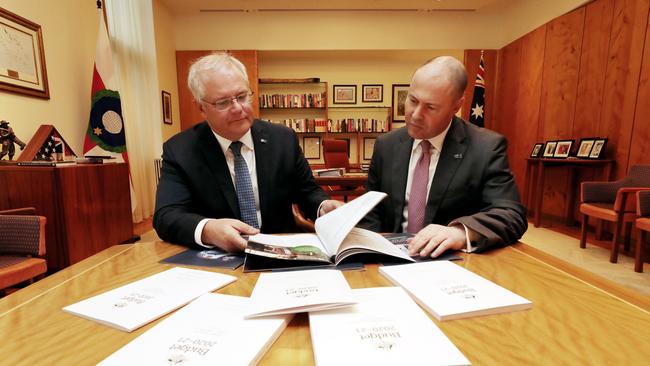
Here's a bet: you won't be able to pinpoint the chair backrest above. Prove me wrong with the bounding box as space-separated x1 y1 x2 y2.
623 165 650 186
322 139 350 171
638 190 650 217
0 215 46 256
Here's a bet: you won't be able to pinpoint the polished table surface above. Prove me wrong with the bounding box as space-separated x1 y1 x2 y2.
1 241 649 365
314 173 367 201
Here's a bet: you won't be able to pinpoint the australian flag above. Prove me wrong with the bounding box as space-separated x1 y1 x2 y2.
469 52 485 127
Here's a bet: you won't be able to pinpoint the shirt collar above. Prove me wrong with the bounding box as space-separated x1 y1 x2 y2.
412 118 453 153
213 130 255 156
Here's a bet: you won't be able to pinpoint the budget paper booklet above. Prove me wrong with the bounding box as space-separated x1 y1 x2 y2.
379 261 532 321
62 267 236 332
98 293 291 366
309 287 470 366
246 268 356 318
245 191 414 268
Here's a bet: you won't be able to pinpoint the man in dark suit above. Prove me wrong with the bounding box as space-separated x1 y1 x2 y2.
360 56 526 257
154 52 341 252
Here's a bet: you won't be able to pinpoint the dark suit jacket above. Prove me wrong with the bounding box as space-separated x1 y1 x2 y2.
360 117 527 251
154 120 329 247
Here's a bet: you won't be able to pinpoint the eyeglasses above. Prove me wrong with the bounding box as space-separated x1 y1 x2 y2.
202 91 254 111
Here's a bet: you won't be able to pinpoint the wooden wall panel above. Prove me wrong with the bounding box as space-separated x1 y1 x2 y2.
462 49 497 129
494 40 522 165
599 0 650 177
176 50 259 132
628 16 650 167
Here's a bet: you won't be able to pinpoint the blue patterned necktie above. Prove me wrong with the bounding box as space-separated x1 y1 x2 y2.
229 141 259 228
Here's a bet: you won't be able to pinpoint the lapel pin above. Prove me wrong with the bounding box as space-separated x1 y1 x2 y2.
454 153 463 159
260 138 267 143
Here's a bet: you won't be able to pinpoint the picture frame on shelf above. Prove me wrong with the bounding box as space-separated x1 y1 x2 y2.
362 84 383 102
391 84 409 122
363 137 376 161
0 7 49 99
553 140 574 158
589 138 607 159
530 143 544 158
543 141 557 158
161 90 172 125
576 138 596 158
333 85 356 104
303 136 321 159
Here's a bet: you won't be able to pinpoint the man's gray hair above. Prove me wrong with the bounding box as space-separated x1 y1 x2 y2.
187 52 249 102
420 56 468 98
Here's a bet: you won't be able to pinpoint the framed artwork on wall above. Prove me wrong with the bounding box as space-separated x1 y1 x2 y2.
162 90 172 125
530 143 544 158
589 138 607 159
391 84 409 122
543 141 557 158
0 7 49 99
553 140 574 158
303 136 321 159
333 85 356 104
362 84 383 102
576 138 595 158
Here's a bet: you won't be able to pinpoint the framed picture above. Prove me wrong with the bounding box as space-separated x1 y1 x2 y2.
303 136 321 159
161 90 172 125
363 137 376 161
543 141 557 158
576 138 596 158
530 143 544 158
589 138 608 159
362 84 383 102
553 140 574 158
333 85 356 104
0 7 49 99
392 84 410 122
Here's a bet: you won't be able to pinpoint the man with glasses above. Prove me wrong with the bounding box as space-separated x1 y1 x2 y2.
360 56 526 257
154 52 341 252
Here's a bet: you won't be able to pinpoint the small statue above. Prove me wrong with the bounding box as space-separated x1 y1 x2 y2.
0 120 26 160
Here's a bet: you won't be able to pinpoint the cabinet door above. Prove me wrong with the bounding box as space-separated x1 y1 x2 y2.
176 50 259 131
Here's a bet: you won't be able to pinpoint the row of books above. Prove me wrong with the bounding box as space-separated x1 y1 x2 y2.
271 118 387 133
272 118 328 132
259 92 327 108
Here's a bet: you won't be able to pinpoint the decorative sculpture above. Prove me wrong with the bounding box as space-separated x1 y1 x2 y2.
0 120 26 160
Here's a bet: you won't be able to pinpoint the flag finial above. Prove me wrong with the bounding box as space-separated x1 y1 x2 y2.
97 0 102 9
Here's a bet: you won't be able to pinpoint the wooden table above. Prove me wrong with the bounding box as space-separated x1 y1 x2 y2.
523 158 615 227
314 173 367 202
1 241 649 365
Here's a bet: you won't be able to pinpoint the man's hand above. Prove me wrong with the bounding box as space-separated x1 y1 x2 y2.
201 218 259 252
319 199 344 216
408 224 467 258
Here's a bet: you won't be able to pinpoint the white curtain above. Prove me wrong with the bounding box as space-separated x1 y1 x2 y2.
105 0 163 222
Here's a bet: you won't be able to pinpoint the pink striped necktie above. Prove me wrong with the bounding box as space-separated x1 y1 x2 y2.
407 140 432 233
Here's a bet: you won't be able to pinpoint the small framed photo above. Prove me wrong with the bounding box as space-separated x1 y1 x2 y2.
303 136 321 159
589 138 608 159
333 85 356 104
162 90 172 124
363 137 376 161
362 84 383 102
553 140 574 158
543 141 557 158
392 84 410 122
576 138 596 158
530 143 544 158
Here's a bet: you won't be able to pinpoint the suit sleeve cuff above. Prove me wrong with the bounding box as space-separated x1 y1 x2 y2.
452 223 480 253
194 218 213 248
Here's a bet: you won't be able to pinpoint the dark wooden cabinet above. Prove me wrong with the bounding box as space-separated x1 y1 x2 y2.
0 163 133 270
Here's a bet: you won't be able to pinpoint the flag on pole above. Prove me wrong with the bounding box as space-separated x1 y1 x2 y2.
84 1 136 211
469 51 486 127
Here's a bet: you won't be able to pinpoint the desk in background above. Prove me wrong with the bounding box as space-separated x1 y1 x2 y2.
314 173 367 202
1 241 648 365
524 158 614 227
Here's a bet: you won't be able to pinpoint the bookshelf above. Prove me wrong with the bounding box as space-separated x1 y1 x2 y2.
258 79 328 133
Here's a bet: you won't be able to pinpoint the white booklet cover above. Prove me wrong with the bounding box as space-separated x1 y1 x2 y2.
63 267 236 332
99 293 291 366
379 261 532 321
309 287 470 366
246 269 355 318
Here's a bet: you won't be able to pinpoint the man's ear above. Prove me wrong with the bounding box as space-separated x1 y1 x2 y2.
195 100 208 118
454 95 465 114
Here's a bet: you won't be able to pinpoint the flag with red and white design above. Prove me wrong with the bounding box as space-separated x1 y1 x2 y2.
469 51 485 127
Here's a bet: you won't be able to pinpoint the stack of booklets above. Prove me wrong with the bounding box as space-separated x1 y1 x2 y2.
309 287 470 365
63 267 236 331
246 269 356 318
313 168 344 177
379 261 532 321
98 293 291 365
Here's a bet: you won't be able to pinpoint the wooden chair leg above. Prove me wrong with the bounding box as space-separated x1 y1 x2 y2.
623 222 632 253
596 220 604 240
580 214 588 249
636 230 646 273
610 219 624 263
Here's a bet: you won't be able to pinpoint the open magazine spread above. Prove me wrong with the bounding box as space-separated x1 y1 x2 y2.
245 191 414 267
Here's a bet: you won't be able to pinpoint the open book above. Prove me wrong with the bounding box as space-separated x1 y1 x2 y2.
379 261 532 321
245 191 414 269
99 293 291 365
309 287 470 365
